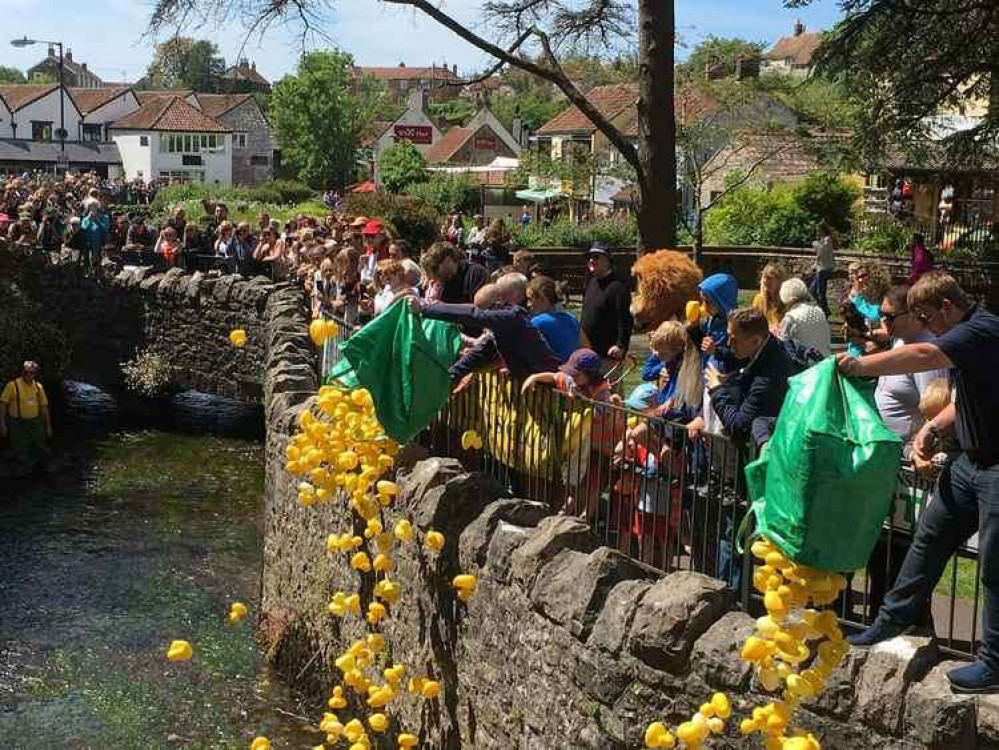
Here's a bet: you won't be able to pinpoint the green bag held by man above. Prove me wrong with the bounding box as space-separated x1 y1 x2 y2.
743 358 903 572
327 300 462 444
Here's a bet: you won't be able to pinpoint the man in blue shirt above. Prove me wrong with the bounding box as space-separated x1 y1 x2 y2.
839 271 999 693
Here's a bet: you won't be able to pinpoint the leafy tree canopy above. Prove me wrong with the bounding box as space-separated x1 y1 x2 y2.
146 37 226 92
271 50 382 189
788 0 999 165
378 141 427 193
0 66 26 85
683 36 764 80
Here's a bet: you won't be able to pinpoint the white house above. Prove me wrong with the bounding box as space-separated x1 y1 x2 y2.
371 89 442 184
109 95 232 184
72 87 141 142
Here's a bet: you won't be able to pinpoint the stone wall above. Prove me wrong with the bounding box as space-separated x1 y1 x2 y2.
260 450 999 749
3 256 283 400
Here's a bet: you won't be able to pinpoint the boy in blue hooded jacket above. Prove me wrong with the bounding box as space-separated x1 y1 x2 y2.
687 273 739 371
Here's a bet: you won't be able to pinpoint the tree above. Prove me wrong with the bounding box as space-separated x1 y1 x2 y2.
271 50 379 189
787 0 999 165
0 66 26 85
676 81 795 262
378 141 427 193
146 37 226 91
146 0 678 251
684 36 764 80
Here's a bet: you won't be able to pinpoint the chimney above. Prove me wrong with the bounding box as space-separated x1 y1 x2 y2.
512 116 523 147
399 62 406 68
453 64 458 76
794 20 805 36
81 62 87 71
251 61 256 70
65 49 73 62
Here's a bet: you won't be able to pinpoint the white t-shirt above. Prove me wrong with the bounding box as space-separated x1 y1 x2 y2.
874 334 949 442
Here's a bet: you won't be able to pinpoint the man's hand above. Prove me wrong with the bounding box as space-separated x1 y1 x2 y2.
705 364 724 390
836 353 864 377
607 345 625 361
701 337 717 356
45 424 53 440
452 373 475 395
687 416 706 440
521 375 539 395
912 421 937 463
657 368 671 390
407 295 424 315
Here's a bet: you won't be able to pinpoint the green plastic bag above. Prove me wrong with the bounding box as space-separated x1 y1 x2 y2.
327 300 462 444
742 358 903 571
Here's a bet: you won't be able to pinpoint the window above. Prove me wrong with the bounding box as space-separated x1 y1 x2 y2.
140 135 149 147
159 133 220 153
235 133 247 149
182 154 203 166
82 124 103 142
250 155 269 166
31 121 53 141
158 170 205 183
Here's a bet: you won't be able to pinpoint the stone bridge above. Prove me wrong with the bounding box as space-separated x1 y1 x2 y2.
2 256 313 402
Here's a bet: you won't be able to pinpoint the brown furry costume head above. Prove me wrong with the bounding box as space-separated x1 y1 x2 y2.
631 249 703 331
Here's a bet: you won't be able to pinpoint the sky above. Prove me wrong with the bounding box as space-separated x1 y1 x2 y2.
0 0 843 86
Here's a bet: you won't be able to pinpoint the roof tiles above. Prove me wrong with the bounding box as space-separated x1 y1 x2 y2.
111 96 230 133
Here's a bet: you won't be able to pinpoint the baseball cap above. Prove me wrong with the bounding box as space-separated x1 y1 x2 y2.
350 216 370 228
586 242 610 257
559 348 605 382
362 219 384 236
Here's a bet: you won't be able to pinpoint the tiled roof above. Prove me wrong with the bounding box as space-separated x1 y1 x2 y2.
223 63 270 87
535 84 637 135
111 96 230 133
70 87 131 115
135 89 193 106
355 65 462 82
0 84 59 112
764 32 822 67
191 93 253 119
425 127 473 164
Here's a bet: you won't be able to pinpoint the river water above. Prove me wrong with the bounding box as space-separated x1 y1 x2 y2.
0 386 319 749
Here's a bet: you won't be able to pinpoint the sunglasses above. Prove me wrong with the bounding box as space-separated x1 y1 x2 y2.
880 310 909 324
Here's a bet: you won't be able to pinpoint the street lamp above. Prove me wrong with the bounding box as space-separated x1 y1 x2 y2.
10 36 67 155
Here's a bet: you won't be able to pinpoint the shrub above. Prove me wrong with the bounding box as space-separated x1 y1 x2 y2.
148 180 314 223
404 174 481 215
377 141 427 193
850 215 910 256
0 282 70 382
341 193 441 249
793 171 862 235
121 349 172 397
512 217 638 249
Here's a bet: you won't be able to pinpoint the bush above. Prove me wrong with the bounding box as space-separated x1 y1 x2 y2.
512 217 638 248
704 172 860 248
404 174 481 215
148 180 314 222
341 192 441 249
0 282 70 382
850 215 910 256
377 141 427 193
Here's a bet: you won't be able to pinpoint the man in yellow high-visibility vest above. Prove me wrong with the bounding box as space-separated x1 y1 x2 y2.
0 361 52 474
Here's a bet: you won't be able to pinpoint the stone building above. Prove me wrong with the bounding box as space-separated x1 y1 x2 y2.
354 62 463 101
220 59 270 93
27 48 104 89
190 93 275 183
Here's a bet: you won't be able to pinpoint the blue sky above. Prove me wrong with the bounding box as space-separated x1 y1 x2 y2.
0 0 842 85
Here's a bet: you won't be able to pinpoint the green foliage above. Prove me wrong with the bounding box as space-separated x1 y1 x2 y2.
0 66 26 84
145 37 225 91
148 180 313 219
849 215 911 255
490 90 564 133
403 173 481 215
0 280 70 382
428 99 476 128
794 171 862 234
512 217 638 249
271 50 378 189
684 36 764 79
378 141 427 193
705 172 859 248
340 193 441 249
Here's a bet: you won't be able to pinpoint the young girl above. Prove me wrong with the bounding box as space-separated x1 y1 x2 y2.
752 262 787 332
843 261 888 357
626 320 703 415
330 247 361 328
373 259 418 315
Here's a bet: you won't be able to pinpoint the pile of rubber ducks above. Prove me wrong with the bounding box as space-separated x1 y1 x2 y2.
645 692 731 748
282 383 482 750
736 537 850 750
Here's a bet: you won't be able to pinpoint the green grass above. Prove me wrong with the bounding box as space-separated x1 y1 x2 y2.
935 556 981 601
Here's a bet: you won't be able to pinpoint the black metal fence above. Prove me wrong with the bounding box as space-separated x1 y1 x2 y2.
322 320 984 659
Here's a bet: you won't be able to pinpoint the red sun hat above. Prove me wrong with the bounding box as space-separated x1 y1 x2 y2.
362 219 384 236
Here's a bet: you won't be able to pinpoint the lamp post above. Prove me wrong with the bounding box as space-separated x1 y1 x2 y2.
11 36 66 156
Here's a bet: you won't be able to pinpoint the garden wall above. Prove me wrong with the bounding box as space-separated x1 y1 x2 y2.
259 442 999 748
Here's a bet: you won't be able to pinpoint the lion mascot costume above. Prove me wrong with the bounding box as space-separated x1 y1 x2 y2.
630 249 704 330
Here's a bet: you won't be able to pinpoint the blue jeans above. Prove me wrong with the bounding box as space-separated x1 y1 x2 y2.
881 453 999 669
809 268 832 316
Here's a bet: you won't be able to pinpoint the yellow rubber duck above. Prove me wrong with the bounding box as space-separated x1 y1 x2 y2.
397 734 419 748
368 713 389 732
424 530 445 554
644 722 675 747
229 329 248 348
343 718 366 742
373 553 393 573
328 686 348 709
351 552 372 573
250 738 271 750
166 640 193 661
394 520 414 543
452 574 478 601
460 430 483 450
367 602 388 625
310 318 330 346
228 602 248 625
421 680 441 699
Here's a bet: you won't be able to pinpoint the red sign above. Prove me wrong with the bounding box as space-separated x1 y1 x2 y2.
393 125 433 145
473 135 498 150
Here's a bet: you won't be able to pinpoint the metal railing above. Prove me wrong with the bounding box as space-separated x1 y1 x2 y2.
321 315 984 660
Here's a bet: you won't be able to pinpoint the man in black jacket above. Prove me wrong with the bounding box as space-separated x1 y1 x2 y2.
580 243 633 361
700 307 794 441
422 241 489 304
